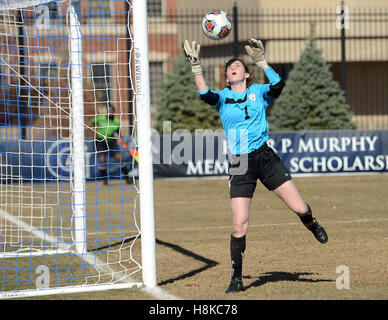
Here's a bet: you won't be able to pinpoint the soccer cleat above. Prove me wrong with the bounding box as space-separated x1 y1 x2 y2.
300 204 328 244
121 167 132 184
306 218 328 244
125 175 132 184
100 170 108 185
225 277 243 294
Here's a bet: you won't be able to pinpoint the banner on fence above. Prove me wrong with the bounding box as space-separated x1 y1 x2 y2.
0 130 387 181
268 130 388 175
153 130 388 177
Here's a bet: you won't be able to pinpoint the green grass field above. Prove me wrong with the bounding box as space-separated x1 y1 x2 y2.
3 174 388 300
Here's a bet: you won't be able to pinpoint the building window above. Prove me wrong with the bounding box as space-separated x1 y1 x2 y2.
149 61 163 106
39 62 58 86
38 62 58 99
88 0 112 17
203 65 216 86
91 63 111 102
48 2 59 20
147 0 162 18
0 61 3 85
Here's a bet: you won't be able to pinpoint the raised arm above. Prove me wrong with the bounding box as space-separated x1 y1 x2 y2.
245 39 269 71
245 38 284 98
182 40 207 92
182 40 220 106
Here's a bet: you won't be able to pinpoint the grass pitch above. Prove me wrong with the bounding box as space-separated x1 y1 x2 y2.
6 174 388 300
151 174 388 300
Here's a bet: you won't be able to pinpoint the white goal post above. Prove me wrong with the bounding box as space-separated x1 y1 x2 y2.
0 0 156 298
132 0 157 289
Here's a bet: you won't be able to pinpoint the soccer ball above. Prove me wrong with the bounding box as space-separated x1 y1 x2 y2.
201 10 232 40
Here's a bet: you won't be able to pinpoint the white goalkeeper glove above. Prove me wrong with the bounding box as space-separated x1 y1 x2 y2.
245 39 268 69
182 40 203 75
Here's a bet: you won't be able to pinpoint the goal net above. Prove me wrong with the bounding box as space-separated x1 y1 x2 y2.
0 0 155 298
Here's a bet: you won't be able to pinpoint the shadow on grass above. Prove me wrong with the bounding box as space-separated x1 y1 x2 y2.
92 238 334 291
156 238 219 286
242 271 334 291
92 236 218 286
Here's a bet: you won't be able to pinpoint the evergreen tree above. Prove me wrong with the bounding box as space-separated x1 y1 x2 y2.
155 57 222 133
268 25 356 131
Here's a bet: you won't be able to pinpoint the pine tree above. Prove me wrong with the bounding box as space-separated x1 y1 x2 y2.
155 57 222 133
268 25 356 131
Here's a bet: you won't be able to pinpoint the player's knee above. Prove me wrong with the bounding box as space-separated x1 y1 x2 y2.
232 223 248 237
295 203 310 217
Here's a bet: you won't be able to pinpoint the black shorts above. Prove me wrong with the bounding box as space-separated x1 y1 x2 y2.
228 142 292 198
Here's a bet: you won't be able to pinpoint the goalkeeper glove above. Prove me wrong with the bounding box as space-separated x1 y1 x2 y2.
245 39 268 69
182 40 202 75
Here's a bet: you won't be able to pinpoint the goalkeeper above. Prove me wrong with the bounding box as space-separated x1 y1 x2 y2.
183 39 328 294
92 104 131 185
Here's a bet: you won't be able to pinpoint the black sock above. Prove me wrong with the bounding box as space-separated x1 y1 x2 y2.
100 169 107 179
230 234 246 279
300 203 313 224
121 166 129 175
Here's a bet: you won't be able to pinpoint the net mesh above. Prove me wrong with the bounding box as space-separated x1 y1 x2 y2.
0 0 141 296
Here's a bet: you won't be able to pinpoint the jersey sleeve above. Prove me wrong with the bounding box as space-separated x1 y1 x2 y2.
197 86 222 110
261 67 285 106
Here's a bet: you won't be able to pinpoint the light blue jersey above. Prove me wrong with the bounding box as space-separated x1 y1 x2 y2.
198 67 282 154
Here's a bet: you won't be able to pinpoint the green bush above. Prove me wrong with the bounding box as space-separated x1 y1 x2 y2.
268 25 356 131
155 57 222 133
